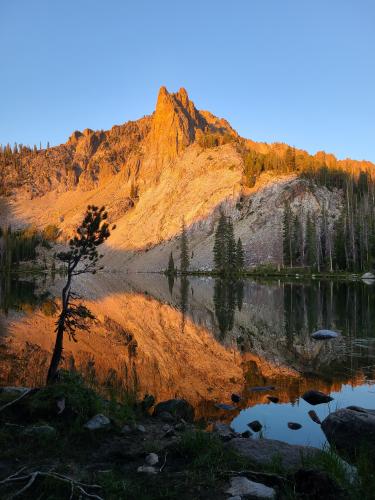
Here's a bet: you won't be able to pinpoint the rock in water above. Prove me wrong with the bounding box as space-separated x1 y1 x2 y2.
226 476 276 498
231 393 241 403
215 403 236 411
248 386 276 392
362 272 375 280
248 420 262 432
84 414 110 431
321 407 375 459
153 399 194 422
302 390 333 405
308 410 322 424
288 422 302 430
267 396 279 403
311 329 339 340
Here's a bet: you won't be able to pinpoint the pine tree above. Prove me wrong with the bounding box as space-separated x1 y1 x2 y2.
284 146 296 172
226 217 236 273
306 213 317 269
167 252 175 275
180 218 189 273
213 211 228 273
282 203 293 268
235 238 245 271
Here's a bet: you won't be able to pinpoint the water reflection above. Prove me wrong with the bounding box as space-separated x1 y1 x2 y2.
1 273 375 446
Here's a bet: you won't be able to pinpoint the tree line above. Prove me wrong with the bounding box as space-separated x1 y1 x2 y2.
0 224 59 272
282 171 375 272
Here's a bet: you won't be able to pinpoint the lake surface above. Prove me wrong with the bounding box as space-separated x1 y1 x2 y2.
1 272 375 448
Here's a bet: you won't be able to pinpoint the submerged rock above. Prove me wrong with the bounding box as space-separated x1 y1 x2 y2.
248 386 276 392
228 438 318 470
248 420 262 432
321 406 375 459
84 414 111 431
311 329 339 340
231 393 241 403
226 476 275 498
302 390 333 405
308 410 322 425
215 403 236 411
288 422 302 430
154 399 194 422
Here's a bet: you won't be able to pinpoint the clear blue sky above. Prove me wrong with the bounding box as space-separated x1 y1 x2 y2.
1 0 374 161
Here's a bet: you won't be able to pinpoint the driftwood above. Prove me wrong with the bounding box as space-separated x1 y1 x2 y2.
0 389 34 414
0 468 104 499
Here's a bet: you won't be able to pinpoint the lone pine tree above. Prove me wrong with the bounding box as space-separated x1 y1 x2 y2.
46 205 114 383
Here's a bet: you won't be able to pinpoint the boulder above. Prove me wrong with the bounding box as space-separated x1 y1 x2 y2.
321 407 375 459
159 411 175 423
213 422 235 441
137 465 157 474
84 414 111 431
145 453 159 466
248 420 262 432
153 399 194 422
22 425 57 438
311 330 339 340
226 476 275 498
302 390 333 405
228 438 318 470
362 272 375 280
293 469 344 499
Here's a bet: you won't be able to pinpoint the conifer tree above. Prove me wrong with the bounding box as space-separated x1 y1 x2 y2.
282 203 293 268
226 217 237 273
180 218 189 273
213 211 228 273
235 237 245 271
167 251 175 275
306 213 317 269
46 206 114 383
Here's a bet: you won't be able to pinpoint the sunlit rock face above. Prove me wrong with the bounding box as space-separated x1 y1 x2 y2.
2 86 373 271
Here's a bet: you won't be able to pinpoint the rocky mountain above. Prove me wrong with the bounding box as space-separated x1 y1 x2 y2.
0 86 374 271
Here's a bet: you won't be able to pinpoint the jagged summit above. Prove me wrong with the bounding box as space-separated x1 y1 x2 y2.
148 86 235 164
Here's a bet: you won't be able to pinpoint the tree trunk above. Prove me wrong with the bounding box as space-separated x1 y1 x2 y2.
46 277 71 384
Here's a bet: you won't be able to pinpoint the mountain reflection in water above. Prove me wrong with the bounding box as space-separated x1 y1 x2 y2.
1 273 374 446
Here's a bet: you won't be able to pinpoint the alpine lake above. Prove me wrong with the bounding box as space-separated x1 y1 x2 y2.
1 271 374 449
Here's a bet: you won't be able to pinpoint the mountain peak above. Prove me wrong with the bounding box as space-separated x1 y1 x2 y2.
149 86 204 164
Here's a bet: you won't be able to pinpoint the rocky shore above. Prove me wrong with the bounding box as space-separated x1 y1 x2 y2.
0 374 374 499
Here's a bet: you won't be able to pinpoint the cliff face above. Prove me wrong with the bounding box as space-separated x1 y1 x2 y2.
0 86 373 269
